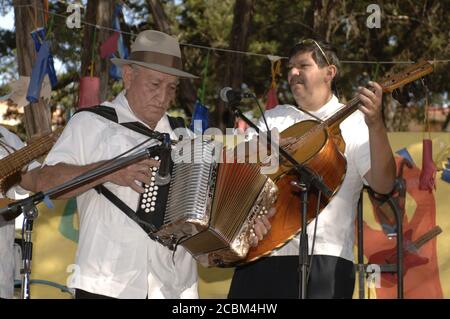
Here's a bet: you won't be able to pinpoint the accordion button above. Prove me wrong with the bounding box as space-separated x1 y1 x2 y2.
143 193 148 198
146 203 151 208
154 156 159 161
151 202 155 207
152 196 157 201
145 208 150 213
150 182 155 187
150 207 155 212
154 186 159 190
142 199 147 204
151 172 156 176
141 204 145 209
152 167 158 172
152 191 158 196
151 177 155 182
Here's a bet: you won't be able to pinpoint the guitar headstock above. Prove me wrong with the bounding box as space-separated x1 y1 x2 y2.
380 60 434 93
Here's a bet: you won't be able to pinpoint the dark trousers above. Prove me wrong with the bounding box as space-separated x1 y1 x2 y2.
228 255 355 299
75 289 115 299
75 289 149 299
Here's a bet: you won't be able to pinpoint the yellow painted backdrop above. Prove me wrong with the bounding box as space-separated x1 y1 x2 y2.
27 133 449 298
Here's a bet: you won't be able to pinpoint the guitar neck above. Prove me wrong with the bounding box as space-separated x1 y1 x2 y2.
324 96 361 129
412 226 443 250
0 129 61 177
324 60 433 130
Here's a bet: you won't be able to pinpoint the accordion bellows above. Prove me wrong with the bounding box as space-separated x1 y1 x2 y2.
143 138 278 267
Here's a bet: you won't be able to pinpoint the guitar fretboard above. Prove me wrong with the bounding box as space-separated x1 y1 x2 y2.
0 129 62 177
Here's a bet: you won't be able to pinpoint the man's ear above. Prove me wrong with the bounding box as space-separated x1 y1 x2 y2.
122 64 133 90
325 65 337 84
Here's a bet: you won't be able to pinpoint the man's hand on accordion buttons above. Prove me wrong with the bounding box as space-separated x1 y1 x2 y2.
106 158 160 193
250 207 276 247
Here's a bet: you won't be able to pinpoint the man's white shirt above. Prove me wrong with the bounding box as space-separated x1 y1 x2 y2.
43 91 198 299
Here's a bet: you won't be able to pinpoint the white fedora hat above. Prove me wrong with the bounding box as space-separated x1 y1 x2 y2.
111 30 197 79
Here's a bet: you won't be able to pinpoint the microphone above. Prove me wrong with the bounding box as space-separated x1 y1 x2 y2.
219 87 255 103
154 133 171 186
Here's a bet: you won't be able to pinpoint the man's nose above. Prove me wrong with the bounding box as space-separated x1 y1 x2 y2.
290 67 300 76
154 88 168 104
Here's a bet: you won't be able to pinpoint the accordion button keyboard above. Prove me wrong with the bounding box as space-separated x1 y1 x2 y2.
137 157 162 214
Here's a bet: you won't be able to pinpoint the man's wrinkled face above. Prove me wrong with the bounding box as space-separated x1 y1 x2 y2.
123 64 178 128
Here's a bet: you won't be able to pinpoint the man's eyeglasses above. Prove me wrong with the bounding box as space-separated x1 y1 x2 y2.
296 39 331 66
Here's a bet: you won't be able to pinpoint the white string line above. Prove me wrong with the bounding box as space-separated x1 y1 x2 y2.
10 3 450 64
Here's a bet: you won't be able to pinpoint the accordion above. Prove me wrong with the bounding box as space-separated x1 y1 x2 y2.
136 138 278 267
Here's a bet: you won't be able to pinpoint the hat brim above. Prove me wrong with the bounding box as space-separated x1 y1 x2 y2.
111 58 198 79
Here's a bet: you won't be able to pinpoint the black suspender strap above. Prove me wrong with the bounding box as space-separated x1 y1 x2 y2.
75 105 186 137
75 105 186 239
94 185 158 234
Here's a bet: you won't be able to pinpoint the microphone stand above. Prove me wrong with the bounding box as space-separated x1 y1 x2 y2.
0 143 165 299
230 101 332 299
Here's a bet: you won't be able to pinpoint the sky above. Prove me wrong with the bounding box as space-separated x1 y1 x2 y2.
0 9 14 30
0 7 66 86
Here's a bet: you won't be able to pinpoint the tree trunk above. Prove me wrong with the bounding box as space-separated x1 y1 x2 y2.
309 0 339 41
147 0 197 116
216 0 255 131
13 0 52 139
80 0 114 102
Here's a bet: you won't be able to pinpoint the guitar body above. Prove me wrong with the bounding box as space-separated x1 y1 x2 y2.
245 120 347 262
0 197 14 222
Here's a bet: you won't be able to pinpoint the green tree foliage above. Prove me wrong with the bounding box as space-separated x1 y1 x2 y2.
0 0 448 131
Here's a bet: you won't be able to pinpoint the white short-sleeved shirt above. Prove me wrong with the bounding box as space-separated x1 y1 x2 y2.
257 95 370 262
0 126 36 298
43 91 198 299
